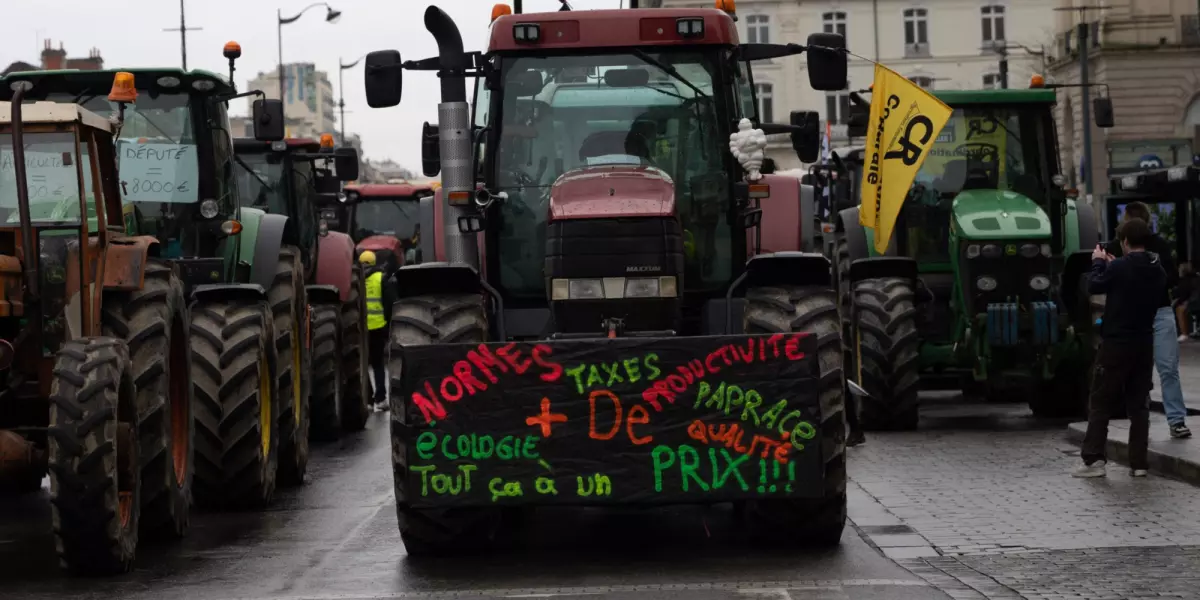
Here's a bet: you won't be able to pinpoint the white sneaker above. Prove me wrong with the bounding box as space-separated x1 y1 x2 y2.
1180 334 1189 343
1073 460 1107 478
1132 469 1148 477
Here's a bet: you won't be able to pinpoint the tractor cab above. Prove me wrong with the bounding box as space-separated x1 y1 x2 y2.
341 182 435 273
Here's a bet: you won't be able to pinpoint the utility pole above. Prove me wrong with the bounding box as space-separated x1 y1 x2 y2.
1055 5 1109 200
163 0 202 70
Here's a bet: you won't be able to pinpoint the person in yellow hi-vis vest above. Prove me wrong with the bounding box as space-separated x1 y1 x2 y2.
361 251 395 411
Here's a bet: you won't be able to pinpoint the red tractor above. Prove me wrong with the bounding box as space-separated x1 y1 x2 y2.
366 1 847 554
340 182 436 274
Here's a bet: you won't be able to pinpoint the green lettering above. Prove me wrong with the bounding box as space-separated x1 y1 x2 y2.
678 444 710 492
705 381 726 410
536 477 558 495
475 435 494 459
740 390 764 426
416 432 437 459
457 434 472 457
623 358 642 383
459 464 477 492
411 465 435 496
522 435 540 459
566 364 588 394
595 474 612 496
760 398 787 430
712 448 751 491
586 365 604 388
440 434 459 460
777 410 803 436
791 420 817 449
576 475 595 496
644 353 661 380
432 473 450 494
694 380 711 409
497 436 514 460
489 478 505 502
725 385 744 416
650 445 676 492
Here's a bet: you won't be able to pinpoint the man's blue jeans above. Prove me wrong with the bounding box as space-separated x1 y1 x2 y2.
1154 306 1187 425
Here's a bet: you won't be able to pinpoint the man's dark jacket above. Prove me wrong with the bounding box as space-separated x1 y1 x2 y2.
1089 251 1166 342
1106 234 1176 307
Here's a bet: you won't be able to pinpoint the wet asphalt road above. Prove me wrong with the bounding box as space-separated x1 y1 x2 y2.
0 411 938 600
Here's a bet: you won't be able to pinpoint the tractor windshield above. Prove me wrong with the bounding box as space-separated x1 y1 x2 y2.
0 131 92 224
489 51 731 297
903 105 1049 261
235 152 287 214
352 198 422 246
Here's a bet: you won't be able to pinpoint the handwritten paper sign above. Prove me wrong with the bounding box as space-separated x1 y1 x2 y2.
393 334 823 508
0 148 79 210
118 142 198 203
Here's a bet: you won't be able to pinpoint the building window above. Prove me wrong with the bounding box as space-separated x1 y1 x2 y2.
911 76 934 89
756 83 774 123
823 12 847 43
982 73 1001 89
746 14 770 44
904 9 928 45
982 5 1006 45
825 92 851 125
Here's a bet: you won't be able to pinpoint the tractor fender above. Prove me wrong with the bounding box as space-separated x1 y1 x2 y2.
249 212 290 291
190 283 267 305
394 261 483 300
314 230 356 303
305 284 341 306
1061 250 1095 322
838 205 898 259
1075 199 1100 251
848 257 919 284
742 251 832 289
101 235 161 291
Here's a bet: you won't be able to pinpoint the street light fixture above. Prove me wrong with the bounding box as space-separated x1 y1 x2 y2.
277 3 342 120
338 55 364 144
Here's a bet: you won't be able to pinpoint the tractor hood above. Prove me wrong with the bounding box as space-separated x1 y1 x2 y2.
952 189 1051 240
357 235 403 254
548 165 675 221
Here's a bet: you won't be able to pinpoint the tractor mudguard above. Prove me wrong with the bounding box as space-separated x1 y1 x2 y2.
848 257 918 284
742 251 832 289
314 230 355 303
1061 250 1096 321
249 213 289 292
837 206 899 260
306 284 340 306
393 261 483 299
190 283 267 305
101 235 160 291
1074 200 1100 251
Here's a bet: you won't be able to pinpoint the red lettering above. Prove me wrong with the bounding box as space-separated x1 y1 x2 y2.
687 359 704 379
626 405 653 445
718 346 733 366
439 376 464 402
735 339 755 363
412 390 446 423
452 360 486 395
686 420 708 443
588 390 622 441
496 342 533 375
666 374 687 393
732 427 748 453
785 334 806 361
675 365 695 385
705 350 723 375
642 380 674 412
774 443 791 464
766 333 785 358
467 345 508 383
708 423 732 443
532 344 564 382
758 337 766 361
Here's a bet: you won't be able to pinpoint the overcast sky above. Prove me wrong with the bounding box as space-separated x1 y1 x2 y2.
5 0 622 171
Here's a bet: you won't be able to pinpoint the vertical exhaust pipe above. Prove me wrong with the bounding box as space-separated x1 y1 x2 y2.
425 6 479 269
514 0 522 13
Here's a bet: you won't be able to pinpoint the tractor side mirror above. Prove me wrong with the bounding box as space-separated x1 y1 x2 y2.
365 50 403 108
790 110 821 164
421 122 441 177
252 99 284 142
806 32 848 91
1093 97 1114 128
334 147 359 181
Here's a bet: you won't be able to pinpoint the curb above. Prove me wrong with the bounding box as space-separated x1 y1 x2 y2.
1065 422 1200 484
1149 398 1200 417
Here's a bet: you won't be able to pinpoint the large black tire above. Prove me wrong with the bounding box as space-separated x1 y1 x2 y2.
308 303 343 442
101 259 194 540
47 338 140 575
742 285 846 547
340 265 370 432
273 247 310 486
389 293 501 556
852 277 920 430
191 299 280 510
834 234 851 326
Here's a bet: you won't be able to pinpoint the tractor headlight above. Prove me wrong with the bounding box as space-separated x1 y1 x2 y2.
966 244 981 259
568 279 605 300
1019 243 1040 258
1029 275 1051 291
1041 243 1052 257
981 244 1001 259
976 276 998 291
624 277 660 298
551 278 570 300
199 199 219 219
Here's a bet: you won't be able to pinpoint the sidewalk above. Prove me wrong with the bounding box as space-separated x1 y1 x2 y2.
1148 341 1200 416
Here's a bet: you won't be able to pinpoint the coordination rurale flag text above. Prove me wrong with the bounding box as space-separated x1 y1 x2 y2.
858 64 952 255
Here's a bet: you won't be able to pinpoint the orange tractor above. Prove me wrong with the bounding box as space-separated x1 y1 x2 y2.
0 75 193 573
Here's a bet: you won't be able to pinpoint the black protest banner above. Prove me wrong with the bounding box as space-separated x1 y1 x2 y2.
393 333 823 508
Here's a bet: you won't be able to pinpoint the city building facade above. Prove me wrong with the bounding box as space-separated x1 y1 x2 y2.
3 40 104 75
246 63 337 140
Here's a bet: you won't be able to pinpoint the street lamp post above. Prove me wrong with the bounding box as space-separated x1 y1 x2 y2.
338 56 363 144
992 42 1046 89
277 3 342 120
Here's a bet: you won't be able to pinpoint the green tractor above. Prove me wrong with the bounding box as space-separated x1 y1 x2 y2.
233 136 371 442
0 51 309 506
833 85 1114 428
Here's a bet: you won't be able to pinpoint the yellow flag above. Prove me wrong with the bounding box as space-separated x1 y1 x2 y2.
858 64 953 255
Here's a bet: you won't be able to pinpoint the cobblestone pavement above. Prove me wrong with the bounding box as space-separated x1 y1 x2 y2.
851 402 1200 599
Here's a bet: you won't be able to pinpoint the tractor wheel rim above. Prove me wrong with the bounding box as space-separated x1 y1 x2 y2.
169 322 189 487
292 320 301 427
259 349 271 457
